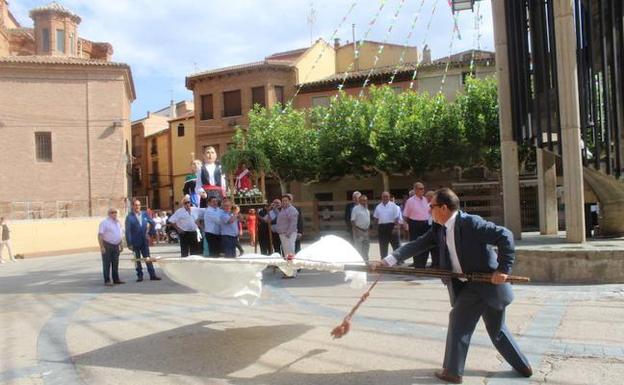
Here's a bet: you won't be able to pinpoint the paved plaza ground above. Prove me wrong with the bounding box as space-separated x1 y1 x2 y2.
1 242 624 385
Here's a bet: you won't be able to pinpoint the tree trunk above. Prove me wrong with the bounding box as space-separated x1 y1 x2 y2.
259 170 266 198
381 171 390 192
278 179 288 195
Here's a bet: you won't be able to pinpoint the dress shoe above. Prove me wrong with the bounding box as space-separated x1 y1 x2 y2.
150 276 161 281
434 370 462 384
136 277 144 282
113 281 126 285
517 365 533 377
104 282 114 287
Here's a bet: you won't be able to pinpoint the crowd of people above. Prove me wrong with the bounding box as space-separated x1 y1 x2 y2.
97 145 307 286
95 154 532 383
344 181 439 266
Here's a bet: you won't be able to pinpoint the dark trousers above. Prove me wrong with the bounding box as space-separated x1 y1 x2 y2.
258 229 271 255
444 282 531 376
133 242 156 278
236 238 244 256
179 231 201 257
221 235 237 257
378 223 400 258
101 241 121 283
408 219 432 268
271 231 281 256
205 232 221 257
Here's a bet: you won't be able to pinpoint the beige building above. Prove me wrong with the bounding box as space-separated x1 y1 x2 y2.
0 1 135 218
169 112 196 207
186 39 418 157
131 100 193 210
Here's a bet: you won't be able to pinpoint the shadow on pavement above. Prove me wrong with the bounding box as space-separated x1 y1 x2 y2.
0 269 196 295
230 367 523 385
72 321 312 377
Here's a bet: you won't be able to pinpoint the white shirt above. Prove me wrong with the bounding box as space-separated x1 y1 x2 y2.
154 216 163 230
135 212 142 227
384 211 463 276
169 207 200 232
351 205 370 230
373 202 401 224
443 211 463 274
99 217 123 245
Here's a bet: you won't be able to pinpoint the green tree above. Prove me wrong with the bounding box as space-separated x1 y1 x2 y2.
315 92 375 180
367 86 413 190
456 76 500 169
244 104 319 193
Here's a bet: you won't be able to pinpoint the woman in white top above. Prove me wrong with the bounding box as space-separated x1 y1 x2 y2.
153 213 163 243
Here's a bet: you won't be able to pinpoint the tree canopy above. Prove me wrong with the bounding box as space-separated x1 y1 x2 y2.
231 76 500 191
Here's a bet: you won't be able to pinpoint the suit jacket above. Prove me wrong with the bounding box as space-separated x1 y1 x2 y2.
257 208 271 235
391 211 515 309
295 206 303 235
125 211 156 248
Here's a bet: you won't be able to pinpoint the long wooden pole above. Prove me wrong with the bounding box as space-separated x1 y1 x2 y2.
343 265 530 284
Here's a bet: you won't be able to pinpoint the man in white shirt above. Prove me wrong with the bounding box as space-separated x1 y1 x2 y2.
169 198 203 257
350 194 371 261
373 191 401 258
98 208 125 286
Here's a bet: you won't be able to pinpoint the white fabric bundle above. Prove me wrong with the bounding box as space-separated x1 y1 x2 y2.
159 235 367 305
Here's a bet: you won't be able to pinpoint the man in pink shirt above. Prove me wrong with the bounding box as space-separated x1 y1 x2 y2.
402 182 432 268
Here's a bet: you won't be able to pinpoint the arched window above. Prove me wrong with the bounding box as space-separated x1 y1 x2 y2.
177 123 185 137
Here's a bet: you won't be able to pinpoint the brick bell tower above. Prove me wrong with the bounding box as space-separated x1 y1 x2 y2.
29 1 81 56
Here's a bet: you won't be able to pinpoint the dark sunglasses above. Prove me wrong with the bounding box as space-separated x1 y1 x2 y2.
183 201 191 205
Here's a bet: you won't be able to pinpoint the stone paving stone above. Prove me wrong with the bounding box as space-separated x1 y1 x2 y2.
1 244 623 385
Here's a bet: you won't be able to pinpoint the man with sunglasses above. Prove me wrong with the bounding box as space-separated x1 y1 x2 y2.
169 198 203 257
374 188 532 384
98 208 125 286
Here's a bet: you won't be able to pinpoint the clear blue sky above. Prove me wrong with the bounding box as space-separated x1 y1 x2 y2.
10 0 494 121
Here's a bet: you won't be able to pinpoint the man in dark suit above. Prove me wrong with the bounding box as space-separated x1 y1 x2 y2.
344 191 361 242
257 203 272 255
125 200 161 282
375 188 531 383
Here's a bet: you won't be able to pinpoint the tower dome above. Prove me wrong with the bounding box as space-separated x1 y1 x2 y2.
29 1 81 56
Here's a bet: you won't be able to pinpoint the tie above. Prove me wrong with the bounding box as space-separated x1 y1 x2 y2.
438 225 451 269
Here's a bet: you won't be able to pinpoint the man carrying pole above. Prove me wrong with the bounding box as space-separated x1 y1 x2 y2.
373 187 532 383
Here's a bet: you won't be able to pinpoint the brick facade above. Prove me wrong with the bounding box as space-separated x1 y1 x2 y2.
0 2 135 216
190 67 296 156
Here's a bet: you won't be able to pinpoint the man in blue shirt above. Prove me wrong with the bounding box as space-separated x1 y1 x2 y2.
203 196 223 256
219 199 240 257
